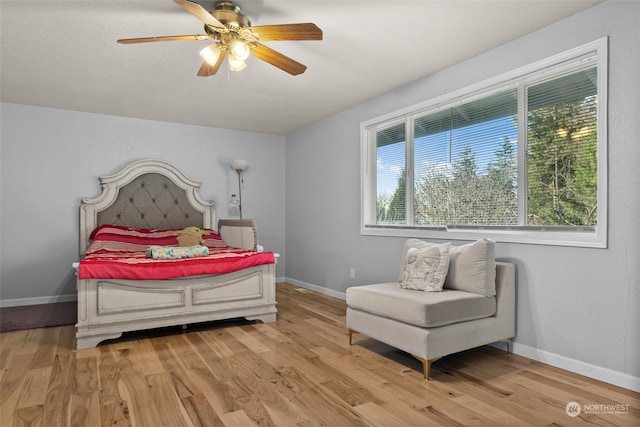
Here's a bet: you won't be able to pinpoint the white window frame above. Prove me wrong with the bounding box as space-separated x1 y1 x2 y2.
361 37 608 248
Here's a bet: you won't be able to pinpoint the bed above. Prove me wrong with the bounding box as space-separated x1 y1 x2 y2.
74 159 277 349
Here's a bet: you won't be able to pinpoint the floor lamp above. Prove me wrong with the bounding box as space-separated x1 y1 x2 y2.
231 159 247 219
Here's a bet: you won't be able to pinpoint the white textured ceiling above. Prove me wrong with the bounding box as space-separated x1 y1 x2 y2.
1 0 601 135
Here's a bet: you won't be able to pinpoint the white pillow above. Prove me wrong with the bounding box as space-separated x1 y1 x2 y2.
444 238 496 297
399 242 451 292
398 239 438 281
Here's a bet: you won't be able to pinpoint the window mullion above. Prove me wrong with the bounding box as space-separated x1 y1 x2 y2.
406 118 415 226
517 84 527 225
365 129 377 225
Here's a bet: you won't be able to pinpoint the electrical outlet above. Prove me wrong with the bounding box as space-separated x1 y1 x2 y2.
349 268 355 279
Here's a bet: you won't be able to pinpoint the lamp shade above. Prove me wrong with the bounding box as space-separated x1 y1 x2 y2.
228 58 247 72
231 159 248 171
199 44 221 66
229 39 251 61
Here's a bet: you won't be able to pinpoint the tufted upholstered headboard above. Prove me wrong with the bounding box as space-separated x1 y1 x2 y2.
80 159 215 254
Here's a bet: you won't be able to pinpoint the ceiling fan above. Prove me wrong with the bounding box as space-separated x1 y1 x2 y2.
117 0 322 77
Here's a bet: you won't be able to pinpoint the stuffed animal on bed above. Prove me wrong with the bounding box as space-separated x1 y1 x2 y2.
175 226 209 247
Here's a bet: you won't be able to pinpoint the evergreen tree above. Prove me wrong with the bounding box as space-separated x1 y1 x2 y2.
377 168 406 224
450 144 481 224
527 97 597 226
387 168 406 222
486 136 518 224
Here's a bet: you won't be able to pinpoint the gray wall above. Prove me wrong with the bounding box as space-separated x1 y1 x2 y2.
285 1 640 388
0 104 287 302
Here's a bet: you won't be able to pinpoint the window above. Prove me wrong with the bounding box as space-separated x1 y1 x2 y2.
361 38 607 247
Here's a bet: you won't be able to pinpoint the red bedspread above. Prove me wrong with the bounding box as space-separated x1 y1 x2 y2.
78 224 275 280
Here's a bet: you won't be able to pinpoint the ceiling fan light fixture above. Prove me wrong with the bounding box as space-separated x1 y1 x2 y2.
117 0 323 77
199 43 221 66
228 58 246 71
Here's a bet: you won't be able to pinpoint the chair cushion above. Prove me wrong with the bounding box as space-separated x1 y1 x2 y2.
346 282 496 328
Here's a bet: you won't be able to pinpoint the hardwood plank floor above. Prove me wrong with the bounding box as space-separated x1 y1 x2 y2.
1 282 638 426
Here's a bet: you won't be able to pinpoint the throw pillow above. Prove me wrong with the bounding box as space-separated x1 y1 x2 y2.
444 238 496 297
398 238 443 282
399 242 451 291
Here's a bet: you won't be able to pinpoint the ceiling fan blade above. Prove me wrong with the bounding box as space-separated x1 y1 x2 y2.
117 34 212 44
251 43 307 75
197 51 228 76
250 23 322 41
173 0 228 32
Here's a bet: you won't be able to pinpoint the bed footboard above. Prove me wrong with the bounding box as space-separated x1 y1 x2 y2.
76 264 276 349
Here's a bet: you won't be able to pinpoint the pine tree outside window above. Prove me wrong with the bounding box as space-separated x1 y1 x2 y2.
361 38 607 248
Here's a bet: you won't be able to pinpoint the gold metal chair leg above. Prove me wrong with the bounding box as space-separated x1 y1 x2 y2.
412 355 440 380
348 329 354 345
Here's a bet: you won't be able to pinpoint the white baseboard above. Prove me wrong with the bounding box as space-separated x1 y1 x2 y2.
512 342 640 392
284 277 639 392
0 294 77 308
283 277 346 300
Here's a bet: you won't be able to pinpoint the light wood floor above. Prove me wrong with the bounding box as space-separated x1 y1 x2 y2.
1 283 638 427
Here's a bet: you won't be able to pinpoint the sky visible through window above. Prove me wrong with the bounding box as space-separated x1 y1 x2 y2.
377 116 518 196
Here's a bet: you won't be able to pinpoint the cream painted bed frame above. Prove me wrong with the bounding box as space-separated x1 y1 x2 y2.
75 159 276 349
